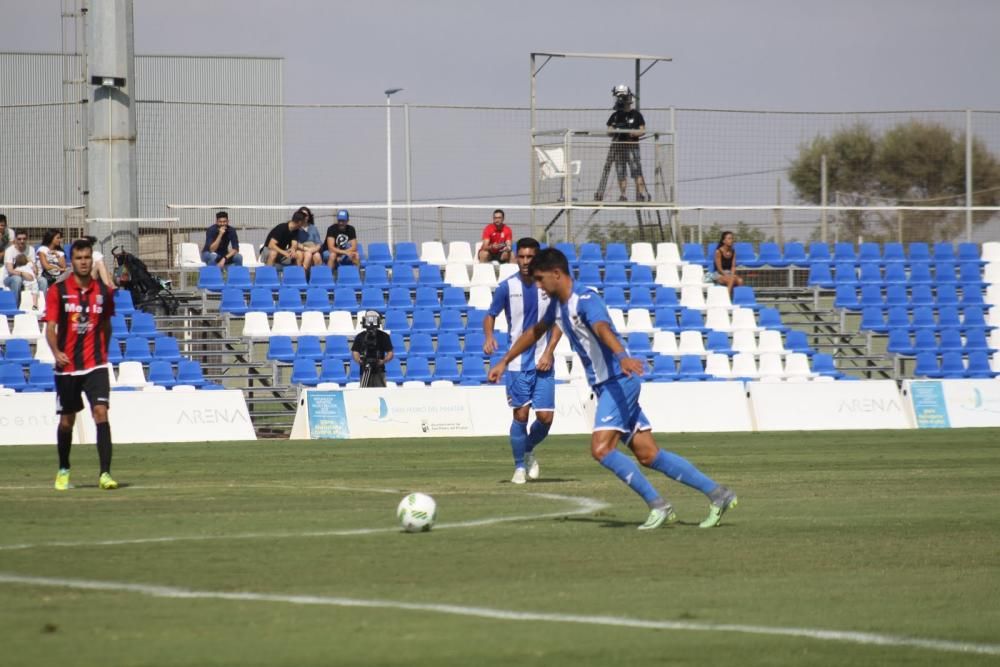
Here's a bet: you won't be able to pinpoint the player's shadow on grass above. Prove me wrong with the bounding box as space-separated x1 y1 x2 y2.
559 516 634 529
69 483 132 490
500 478 580 484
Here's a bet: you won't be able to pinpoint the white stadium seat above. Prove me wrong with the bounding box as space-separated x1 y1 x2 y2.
757 329 787 355
497 263 519 282
731 352 759 379
730 307 760 332
678 330 707 356
784 352 815 381
271 311 299 337
731 329 758 355
680 285 706 311
420 241 447 266
243 311 271 339
299 311 328 337
554 333 573 358
981 242 1000 263
705 285 732 310
655 264 680 289
757 352 785 380
553 355 571 381
630 242 656 267
0 316 10 342
704 307 732 332
115 361 149 388
446 242 475 266
178 242 204 268
656 242 681 266
11 313 41 341
470 264 498 288
467 285 493 311
34 339 55 363
493 311 508 332
443 263 471 288
705 353 733 379
240 243 263 268
652 330 678 356
680 264 704 287
608 308 627 332
625 308 655 334
327 311 357 336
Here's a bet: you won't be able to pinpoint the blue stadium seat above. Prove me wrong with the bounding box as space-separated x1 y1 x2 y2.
909 285 934 308
394 242 421 267
130 312 159 338
366 242 393 266
912 329 938 354
383 309 410 335
935 284 959 308
958 242 985 266
359 287 386 312
390 263 417 288
882 243 906 265
908 242 931 265
152 335 182 362
407 333 434 358
834 285 860 311
834 242 857 264
757 242 787 268
682 243 709 267
410 309 438 334
938 351 966 379
960 286 984 308
883 263 907 285
438 308 465 333
808 242 832 264
296 335 324 360
0 291 21 316
677 354 709 381
654 307 679 331
432 356 461 382
967 351 999 378
176 359 208 387
834 262 858 286
385 357 405 383
3 338 32 363
282 266 308 290
290 358 319 386
886 328 914 356
963 329 996 353
860 307 886 333
441 287 469 312
937 328 966 353
885 284 908 308
628 287 655 310
936 306 961 332
492 330 509 351
248 287 276 315
404 356 432 383
859 285 884 309
934 261 957 284
277 286 304 314
332 286 359 313
218 287 248 315
908 263 933 284
858 264 883 285
435 332 463 358
603 286 627 310
147 360 176 388
388 332 407 359
460 355 487 383
577 264 602 289
578 242 603 265
758 307 789 333
628 265 655 288
324 335 352 361
603 264 629 288
705 331 733 355
466 309 487 333
655 286 680 307
197 266 224 292
304 287 332 313
363 264 390 289
677 308 708 333
110 313 129 340
910 307 937 330
783 242 808 267
811 353 846 379
318 358 345 384
958 262 986 289
858 242 882 265
732 286 759 310
266 336 296 363
734 242 758 267
807 262 834 288
933 242 956 262
651 354 678 381
414 287 441 313
26 361 55 391
107 341 123 364
336 264 362 287
960 307 992 333
346 363 361 384
604 243 630 267
254 266 280 290
626 332 652 357
113 289 136 316
555 243 579 266
387 286 414 313
463 332 486 357
0 361 27 391
784 330 813 356
417 264 445 289
308 265 335 289
224 266 252 292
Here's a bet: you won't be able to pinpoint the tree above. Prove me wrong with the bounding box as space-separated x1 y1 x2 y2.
787 120 1000 242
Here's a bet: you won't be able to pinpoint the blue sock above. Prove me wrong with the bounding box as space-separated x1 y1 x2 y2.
599 450 662 506
649 450 718 495
510 419 528 468
525 420 551 452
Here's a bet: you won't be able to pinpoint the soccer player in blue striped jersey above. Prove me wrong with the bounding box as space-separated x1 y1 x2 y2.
483 238 563 485
488 247 737 529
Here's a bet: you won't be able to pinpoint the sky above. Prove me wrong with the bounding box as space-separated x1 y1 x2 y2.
2 0 999 110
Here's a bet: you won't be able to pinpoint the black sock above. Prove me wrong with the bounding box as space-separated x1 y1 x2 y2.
57 427 73 470
96 422 112 475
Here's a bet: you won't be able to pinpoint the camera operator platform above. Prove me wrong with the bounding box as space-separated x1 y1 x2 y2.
594 84 651 203
352 311 394 388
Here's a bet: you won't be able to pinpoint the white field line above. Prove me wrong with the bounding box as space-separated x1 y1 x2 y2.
0 573 997 657
0 492 609 552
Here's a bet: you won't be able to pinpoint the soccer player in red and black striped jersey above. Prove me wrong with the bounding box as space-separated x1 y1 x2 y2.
44 238 119 491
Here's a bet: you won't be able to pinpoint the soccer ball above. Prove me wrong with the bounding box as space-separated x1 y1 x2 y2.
397 492 437 533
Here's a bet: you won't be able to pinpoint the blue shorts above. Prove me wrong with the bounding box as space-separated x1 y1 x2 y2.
321 250 354 266
593 374 651 435
505 369 555 411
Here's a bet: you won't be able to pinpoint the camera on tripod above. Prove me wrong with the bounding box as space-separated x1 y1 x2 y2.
612 83 632 111
359 311 382 370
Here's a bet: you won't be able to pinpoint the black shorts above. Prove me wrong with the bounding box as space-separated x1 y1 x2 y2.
483 249 509 261
611 142 643 180
55 367 111 415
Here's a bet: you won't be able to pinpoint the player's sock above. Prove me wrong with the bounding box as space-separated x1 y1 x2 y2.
525 420 550 451
96 422 113 475
599 450 663 507
648 449 718 495
509 419 528 468
57 426 73 470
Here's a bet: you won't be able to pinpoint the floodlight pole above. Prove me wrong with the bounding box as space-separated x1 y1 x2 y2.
385 88 403 248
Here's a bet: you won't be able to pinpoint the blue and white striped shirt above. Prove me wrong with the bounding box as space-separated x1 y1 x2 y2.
488 275 553 372
542 285 625 387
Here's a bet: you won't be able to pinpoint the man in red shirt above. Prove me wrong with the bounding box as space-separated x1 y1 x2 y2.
44 238 119 491
477 209 513 263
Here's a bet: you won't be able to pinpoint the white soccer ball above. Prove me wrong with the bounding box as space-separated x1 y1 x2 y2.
397 492 437 533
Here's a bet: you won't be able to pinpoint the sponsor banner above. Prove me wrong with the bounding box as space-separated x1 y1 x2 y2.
0 393 62 445
905 379 1000 429
321 388 476 439
908 381 950 429
749 380 911 431
465 383 593 437
306 391 350 439
640 381 752 432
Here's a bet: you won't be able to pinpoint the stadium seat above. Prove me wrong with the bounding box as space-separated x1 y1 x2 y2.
366 242 393 266
758 307 789 333
677 308 707 333
0 291 20 316
446 242 475 266
304 287 332 314
242 311 271 339
909 263 933 284
677 354 710 381
734 242 758 267
578 242 603 266
860 306 887 333
113 289 136 316
410 308 438 334
152 335 182 362
705 330 733 355
26 361 55 391
630 242 656 267
966 351 1000 378
332 286 359 314
858 242 882 265
406 333 433 358
248 287 276 315
883 263 907 285
318 358 345 384
335 264 363 288
834 242 857 264
554 243 579 267
655 242 681 266
279 266 306 290
960 286 984 308
938 351 966 379
730 307 760 332
650 354 678 381
910 307 937 331
253 265 280 291
834 262 858 287
784 353 815 381
197 266 224 292
858 284 884 308
626 331 652 358
359 287 386 312
625 309 655 334
732 286 759 310
277 286 304 314
444 263 472 288
907 242 931 266
730 352 759 380
655 263 680 289
603 264 629 288
2 338 32 364
126 312 157 339
884 284 908 308
147 360 176 388
432 356 461 382
834 285 860 311
115 360 149 388
757 242 787 268
219 287 248 315
933 242 957 262
267 336 296 363
383 309 410 335
914 351 942 378
460 355 487 383
290 358 319 386
308 265 335 289
299 311 328 337
807 242 832 264
387 286 414 313
296 335 324 360
937 328 964 353
963 328 995 353
682 243 709 267
961 306 991 333
435 332 463 358
757 329 787 355
652 331 678 356
470 264 498 288
678 330 707 356
908 284 933 309
886 328 915 356
783 242 808 267
420 241 447 266
327 311 358 336
784 330 813 356
654 307 680 331
417 264 445 290
404 356 432 383
107 340 123 364
394 242 421 267
730 330 757 355
704 307 731 333
934 261 957 284
324 335 352 361
757 352 785 380
911 329 938 354
858 264 882 285
704 353 733 379
414 287 441 313
577 264 602 289
936 284 959 308
438 308 465 333
385 357 405 383
680 285 706 311
705 285 732 311
466 309 488 334
881 243 905 265
680 264 704 287
603 287 627 310
807 263 834 288
178 242 204 268
390 264 417 288
441 287 469 312
627 286 655 310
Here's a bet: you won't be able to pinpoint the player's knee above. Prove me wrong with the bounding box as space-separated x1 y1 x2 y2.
536 411 554 426
59 414 76 429
92 405 109 423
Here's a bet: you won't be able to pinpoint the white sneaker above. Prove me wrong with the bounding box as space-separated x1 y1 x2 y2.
511 467 527 484
525 452 540 480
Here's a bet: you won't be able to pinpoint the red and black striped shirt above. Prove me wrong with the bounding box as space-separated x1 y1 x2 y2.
44 275 116 375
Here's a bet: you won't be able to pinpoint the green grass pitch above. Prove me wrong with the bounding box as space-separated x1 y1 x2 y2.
1 429 999 666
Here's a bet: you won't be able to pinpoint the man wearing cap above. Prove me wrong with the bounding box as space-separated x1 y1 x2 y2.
324 209 359 270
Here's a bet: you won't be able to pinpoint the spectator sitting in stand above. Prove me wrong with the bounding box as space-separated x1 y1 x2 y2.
324 209 359 270
478 209 513 263
13 254 41 310
261 212 303 267
3 230 45 294
37 229 70 285
202 210 243 268
712 230 744 296
0 214 13 254
295 206 323 272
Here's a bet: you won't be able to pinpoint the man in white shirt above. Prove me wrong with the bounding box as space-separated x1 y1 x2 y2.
3 231 45 294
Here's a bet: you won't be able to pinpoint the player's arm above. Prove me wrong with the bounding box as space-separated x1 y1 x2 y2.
225 229 239 260
714 247 725 274
482 282 507 354
535 324 562 372
487 320 552 383
591 320 644 377
45 321 69 369
208 227 224 253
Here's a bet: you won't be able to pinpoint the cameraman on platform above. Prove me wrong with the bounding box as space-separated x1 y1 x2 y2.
352 310 394 388
595 84 650 202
